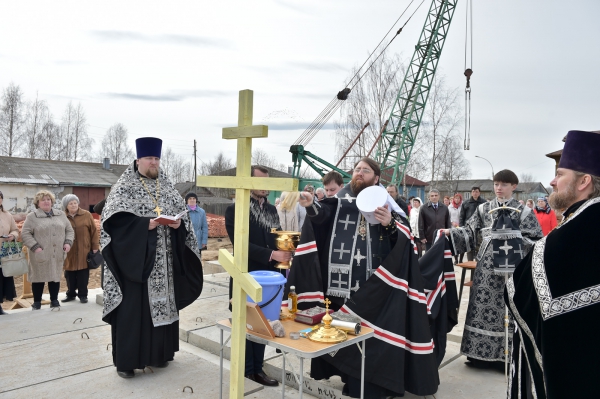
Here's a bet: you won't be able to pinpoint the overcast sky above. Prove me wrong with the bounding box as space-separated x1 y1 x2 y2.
1 0 598 187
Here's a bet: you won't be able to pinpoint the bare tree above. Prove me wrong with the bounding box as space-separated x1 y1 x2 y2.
200 151 234 176
0 83 25 156
519 172 537 183
334 50 405 170
160 148 191 184
39 118 62 160
100 123 135 164
71 103 92 161
252 148 287 172
22 93 49 159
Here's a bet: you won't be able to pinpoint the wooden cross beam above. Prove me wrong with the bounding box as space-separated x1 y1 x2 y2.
196 89 298 399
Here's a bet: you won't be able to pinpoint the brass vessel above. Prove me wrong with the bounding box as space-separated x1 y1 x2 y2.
270 228 301 269
307 299 347 343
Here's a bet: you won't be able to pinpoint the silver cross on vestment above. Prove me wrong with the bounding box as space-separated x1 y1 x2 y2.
498 258 515 269
354 248 366 265
333 243 351 259
338 214 356 230
344 193 355 203
331 275 348 288
499 240 513 255
514 244 525 259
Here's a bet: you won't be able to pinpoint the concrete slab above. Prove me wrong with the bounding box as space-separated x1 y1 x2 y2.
0 325 113 393
0 350 265 399
0 302 107 345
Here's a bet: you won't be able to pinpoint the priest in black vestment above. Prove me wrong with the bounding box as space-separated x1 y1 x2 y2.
101 137 203 378
505 130 600 398
292 158 443 398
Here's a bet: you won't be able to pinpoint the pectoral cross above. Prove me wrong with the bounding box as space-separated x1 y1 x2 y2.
154 206 162 216
196 90 298 399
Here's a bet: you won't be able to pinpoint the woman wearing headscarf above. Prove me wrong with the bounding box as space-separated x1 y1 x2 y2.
185 192 208 251
21 190 74 310
533 197 557 236
61 194 99 304
276 191 306 232
409 197 423 258
0 190 19 315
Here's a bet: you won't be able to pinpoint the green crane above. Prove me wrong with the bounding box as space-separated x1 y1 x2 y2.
376 0 458 185
290 0 459 188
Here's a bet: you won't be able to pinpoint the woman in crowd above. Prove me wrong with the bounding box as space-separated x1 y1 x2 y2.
526 199 535 209
21 190 74 310
185 192 208 251
315 187 326 201
277 191 306 232
61 194 99 304
443 196 451 206
409 197 423 258
0 191 19 315
448 193 464 263
533 197 557 236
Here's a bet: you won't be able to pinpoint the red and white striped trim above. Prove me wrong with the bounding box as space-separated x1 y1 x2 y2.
280 291 325 308
444 249 453 259
340 306 434 354
425 273 446 312
295 241 317 256
444 272 456 281
395 221 418 254
374 266 427 305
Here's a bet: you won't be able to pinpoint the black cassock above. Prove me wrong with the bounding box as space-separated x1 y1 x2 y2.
505 198 600 399
102 213 203 371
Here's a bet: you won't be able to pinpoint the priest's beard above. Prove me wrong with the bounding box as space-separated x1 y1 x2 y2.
350 175 378 195
145 167 159 179
549 177 577 211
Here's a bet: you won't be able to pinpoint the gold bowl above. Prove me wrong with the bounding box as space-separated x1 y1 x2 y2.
271 229 301 269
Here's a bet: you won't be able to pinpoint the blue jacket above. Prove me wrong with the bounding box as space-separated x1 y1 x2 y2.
188 206 208 248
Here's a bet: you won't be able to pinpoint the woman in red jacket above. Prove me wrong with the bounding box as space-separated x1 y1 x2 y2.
533 197 557 236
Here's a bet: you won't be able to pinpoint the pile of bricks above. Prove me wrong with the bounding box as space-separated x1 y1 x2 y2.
206 213 227 238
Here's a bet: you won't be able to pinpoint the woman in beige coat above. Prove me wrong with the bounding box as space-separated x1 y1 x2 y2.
61 194 99 304
21 190 74 310
0 190 19 315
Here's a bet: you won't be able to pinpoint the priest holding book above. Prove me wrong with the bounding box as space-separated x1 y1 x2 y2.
100 137 204 379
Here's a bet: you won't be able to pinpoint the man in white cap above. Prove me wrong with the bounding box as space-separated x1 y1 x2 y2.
505 130 600 398
101 137 203 379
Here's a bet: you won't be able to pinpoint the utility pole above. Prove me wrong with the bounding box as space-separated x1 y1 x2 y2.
193 140 197 190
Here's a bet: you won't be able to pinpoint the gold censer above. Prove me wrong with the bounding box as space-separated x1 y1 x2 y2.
270 228 301 269
307 299 347 343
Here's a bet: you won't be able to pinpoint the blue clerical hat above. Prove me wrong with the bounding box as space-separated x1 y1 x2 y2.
558 130 600 177
135 137 163 159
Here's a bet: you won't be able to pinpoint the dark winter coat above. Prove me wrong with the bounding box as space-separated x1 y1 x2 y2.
459 196 486 226
418 202 451 243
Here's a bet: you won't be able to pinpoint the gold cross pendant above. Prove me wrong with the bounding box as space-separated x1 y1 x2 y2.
154 206 162 216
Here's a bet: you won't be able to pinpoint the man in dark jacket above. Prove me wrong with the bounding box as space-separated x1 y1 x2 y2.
224 165 291 387
459 186 486 261
386 184 410 216
418 189 451 251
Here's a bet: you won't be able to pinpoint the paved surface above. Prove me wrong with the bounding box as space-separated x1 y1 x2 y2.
1 264 507 399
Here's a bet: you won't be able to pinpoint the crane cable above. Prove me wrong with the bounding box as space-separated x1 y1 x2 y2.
464 0 473 150
293 0 425 147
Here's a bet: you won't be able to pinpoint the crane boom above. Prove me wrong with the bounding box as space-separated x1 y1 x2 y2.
376 0 458 185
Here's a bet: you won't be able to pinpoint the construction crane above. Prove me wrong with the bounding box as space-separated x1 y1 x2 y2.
290 0 459 187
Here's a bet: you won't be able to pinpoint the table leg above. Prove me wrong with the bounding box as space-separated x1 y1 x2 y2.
361 340 366 399
219 328 223 399
282 351 285 399
299 357 304 399
457 268 467 316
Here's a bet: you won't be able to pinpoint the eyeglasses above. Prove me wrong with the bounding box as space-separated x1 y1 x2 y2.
353 167 373 174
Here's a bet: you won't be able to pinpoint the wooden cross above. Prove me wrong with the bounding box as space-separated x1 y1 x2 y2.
196 89 298 399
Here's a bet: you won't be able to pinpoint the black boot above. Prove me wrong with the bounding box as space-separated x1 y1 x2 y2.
32 302 41 310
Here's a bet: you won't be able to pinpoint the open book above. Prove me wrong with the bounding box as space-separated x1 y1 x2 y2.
153 209 189 225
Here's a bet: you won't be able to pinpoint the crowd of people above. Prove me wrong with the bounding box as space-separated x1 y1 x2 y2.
1 131 598 398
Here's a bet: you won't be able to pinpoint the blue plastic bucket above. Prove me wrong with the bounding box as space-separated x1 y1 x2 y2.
247 271 287 321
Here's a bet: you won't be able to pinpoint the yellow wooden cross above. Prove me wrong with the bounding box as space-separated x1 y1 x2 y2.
196 89 298 399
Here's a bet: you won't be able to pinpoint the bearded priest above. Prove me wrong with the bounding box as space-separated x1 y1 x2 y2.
101 137 203 379
505 130 600 399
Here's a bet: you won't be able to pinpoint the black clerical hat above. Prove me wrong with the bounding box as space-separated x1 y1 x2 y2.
558 130 600 176
135 137 163 159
